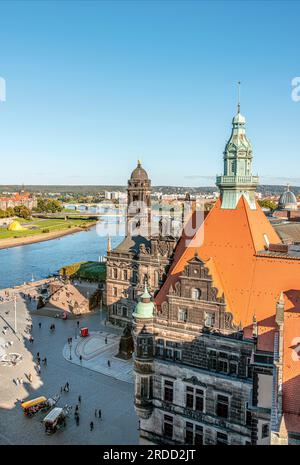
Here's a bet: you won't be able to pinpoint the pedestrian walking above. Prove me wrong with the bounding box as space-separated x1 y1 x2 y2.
105 337 108 344
90 421 94 431
38 322 41 329
79 355 82 364
76 415 80 426
107 360 111 368
60 386 63 393
37 364 41 374
98 409 101 419
37 352 40 358
78 395 81 403
77 321 80 327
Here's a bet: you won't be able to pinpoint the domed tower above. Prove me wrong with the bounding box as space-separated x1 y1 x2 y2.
278 185 298 211
216 87 259 209
127 160 152 238
132 283 155 420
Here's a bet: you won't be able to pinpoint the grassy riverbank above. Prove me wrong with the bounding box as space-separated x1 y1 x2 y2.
0 217 97 250
60 261 106 282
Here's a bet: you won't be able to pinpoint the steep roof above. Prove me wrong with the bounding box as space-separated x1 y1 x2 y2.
155 196 300 352
155 195 300 433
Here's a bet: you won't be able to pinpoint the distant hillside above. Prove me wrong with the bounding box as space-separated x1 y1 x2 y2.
0 184 298 196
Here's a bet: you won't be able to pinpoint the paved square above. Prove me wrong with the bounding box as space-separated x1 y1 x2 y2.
0 295 138 445
63 331 133 384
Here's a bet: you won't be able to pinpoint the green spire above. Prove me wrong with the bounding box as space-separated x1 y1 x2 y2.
216 85 259 209
132 281 155 320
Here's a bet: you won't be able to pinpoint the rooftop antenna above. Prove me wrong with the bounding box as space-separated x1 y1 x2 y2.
237 81 241 113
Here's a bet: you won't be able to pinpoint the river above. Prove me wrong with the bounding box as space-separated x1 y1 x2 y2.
0 217 125 289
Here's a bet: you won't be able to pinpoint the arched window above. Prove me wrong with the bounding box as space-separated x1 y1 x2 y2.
113 268 118 279
192 288 201 300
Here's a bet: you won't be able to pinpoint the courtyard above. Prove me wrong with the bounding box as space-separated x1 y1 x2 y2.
0 294 138 445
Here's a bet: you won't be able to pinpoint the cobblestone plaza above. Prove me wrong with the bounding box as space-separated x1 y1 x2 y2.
0 295 138 445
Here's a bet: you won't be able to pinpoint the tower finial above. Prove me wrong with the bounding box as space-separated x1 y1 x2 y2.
237 81 241 113
137 159 141 167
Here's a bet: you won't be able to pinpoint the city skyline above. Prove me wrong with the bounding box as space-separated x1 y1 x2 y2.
0 1 300 186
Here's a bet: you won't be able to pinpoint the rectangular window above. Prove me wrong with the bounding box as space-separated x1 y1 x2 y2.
123 270 128 281
140 377 149 398
205 312 215 327
247 357 253 378
122 306 127 317
185 422 194 444
185 422 204 445
195 425 203 445
164 380 174 403
186 386 194 409
163 415 173 439
185 386 204 412
229 361 238 375
113 268 118 279
195 389 204 412
246 410 252 427
178 308 187 322
218 359 228 374
174 349 182 361
262 423 269 439
216 394 229 419
216 432 228 445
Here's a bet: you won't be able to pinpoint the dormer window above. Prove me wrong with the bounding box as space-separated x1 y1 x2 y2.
178 308 188 322
192 288 201 300
204 312 215 327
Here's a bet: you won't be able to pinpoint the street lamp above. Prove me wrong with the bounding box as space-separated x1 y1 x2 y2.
13 294 17 334
68 339 72 360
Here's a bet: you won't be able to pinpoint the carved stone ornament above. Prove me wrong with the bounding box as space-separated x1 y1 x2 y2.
182 376 207 388
158 240 170 257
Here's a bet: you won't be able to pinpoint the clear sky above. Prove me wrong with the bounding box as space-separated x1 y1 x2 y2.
0 0 300 186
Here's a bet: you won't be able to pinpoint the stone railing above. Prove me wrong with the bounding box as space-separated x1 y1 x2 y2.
216 175 259 185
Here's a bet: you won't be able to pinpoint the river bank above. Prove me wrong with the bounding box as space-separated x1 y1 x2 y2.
0 223 96 251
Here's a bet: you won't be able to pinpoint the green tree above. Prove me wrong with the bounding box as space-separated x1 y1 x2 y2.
258 199 278 211
13 205 31 219
35 198 63 213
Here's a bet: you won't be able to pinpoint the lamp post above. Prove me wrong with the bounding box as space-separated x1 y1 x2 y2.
13 294 17 334
68 338 72 360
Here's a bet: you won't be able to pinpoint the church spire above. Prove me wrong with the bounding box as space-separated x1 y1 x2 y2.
216 87 259 210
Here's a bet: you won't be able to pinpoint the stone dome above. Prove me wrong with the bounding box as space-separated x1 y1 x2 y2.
278 186 298 210
232 111 246 125
130 160 149 181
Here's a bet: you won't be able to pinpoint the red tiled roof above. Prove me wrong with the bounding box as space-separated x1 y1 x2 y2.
154 196 300 430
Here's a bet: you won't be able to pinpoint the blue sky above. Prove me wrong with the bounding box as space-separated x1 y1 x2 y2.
0 0 300 186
